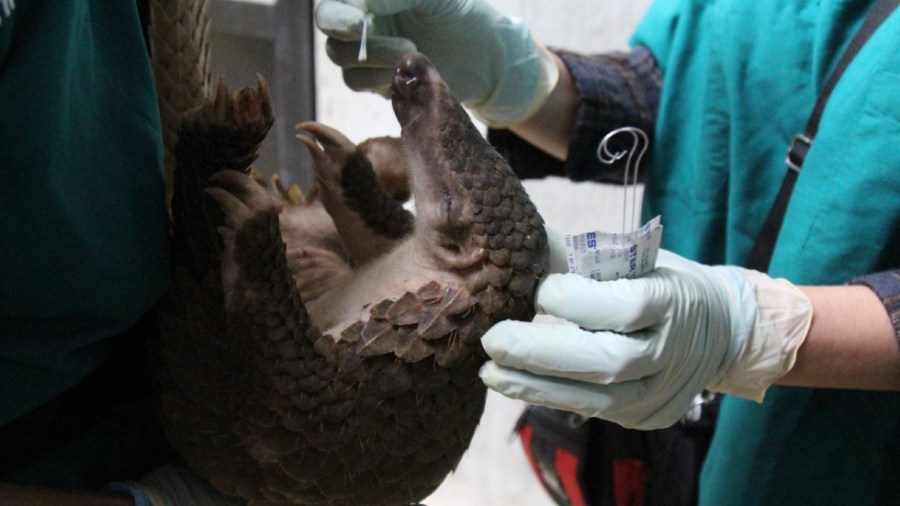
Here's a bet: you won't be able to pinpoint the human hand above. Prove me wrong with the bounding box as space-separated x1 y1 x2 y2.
479 250 813 429
315 0 558 126
545 226 571 275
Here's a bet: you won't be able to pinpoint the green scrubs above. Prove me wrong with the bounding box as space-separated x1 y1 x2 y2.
631 0 899 504
0 1 170 426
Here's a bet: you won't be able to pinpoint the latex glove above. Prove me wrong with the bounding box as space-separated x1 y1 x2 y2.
315 0 559 127
479 249 813 430
108 463 239 506
545 225 570 275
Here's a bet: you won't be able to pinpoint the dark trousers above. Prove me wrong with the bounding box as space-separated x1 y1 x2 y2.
0 312 175 489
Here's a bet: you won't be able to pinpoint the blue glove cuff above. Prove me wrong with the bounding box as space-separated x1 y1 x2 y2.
105 481 153 506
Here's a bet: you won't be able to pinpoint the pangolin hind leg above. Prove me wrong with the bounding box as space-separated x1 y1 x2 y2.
160 76 320 501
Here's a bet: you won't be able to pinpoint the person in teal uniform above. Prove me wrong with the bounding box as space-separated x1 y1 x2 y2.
0 1 238 504
0 0 170 500
317 0 900 504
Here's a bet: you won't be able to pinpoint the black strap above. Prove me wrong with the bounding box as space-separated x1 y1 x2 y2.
744 0 897 272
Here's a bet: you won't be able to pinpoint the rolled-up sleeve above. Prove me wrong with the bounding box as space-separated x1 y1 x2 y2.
489 45 662 184
851 270 900 343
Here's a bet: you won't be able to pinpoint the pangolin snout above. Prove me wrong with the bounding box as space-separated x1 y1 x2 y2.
391 52 451 128
391 52 432 98
391 53 463 131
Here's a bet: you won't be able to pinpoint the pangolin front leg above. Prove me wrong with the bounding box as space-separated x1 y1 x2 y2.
297 121 414 266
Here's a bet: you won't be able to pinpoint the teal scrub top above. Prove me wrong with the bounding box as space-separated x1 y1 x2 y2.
0 1 170 425
631 0 899 504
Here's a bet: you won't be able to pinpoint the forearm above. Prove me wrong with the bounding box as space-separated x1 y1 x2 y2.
777 284 900 390
0 483 133 506
509 52 578 160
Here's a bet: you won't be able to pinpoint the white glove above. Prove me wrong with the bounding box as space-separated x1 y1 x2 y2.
315 0 559 127
108 463 239 506
479 249 813 430
545 226 571 275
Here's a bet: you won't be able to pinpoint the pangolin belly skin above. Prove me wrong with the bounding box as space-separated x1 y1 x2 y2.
157 53 548 505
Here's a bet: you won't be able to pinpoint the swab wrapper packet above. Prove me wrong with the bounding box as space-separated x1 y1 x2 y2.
563 216 663 281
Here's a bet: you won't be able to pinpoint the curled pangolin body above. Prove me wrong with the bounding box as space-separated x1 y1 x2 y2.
157 53 548 505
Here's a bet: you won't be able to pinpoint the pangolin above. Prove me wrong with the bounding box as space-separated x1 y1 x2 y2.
156 52 548 505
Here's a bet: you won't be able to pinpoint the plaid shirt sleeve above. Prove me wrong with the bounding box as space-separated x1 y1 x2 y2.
488 44 661 184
